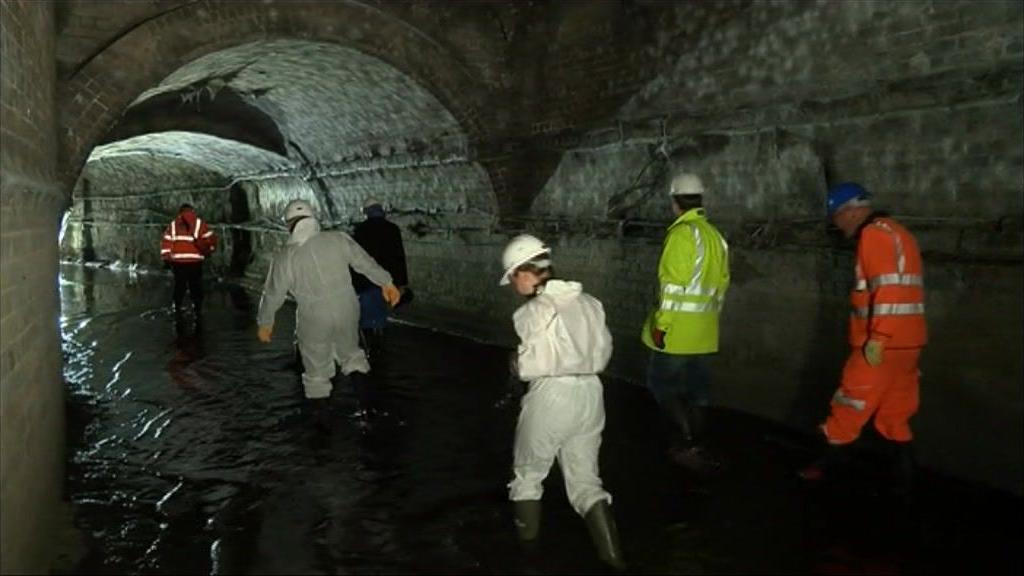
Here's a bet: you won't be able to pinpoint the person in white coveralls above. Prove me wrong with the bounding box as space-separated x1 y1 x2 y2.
257 199 400 416
499 233 626 570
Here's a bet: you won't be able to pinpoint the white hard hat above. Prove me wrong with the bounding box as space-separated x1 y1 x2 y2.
499 234 551 286
669 173 705 196
284 199 315 223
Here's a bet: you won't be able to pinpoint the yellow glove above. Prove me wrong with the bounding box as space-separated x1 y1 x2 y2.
863 339 884 367
382 284 401 308
257 325 273 343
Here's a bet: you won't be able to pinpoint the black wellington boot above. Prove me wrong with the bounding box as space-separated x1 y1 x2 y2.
584 500 626 571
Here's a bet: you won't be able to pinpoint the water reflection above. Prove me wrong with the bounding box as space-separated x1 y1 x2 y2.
60 263 1021 575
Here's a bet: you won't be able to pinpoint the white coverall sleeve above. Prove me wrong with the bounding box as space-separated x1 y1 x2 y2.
513 302 557 381
590 298 614 373
340 232 393 287
257 252 291 327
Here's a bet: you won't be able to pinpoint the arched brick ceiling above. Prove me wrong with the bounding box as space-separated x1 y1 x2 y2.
127 39 469 165
82 131 296 195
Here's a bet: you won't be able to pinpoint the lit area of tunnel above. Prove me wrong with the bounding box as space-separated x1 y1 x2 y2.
61 39 498 285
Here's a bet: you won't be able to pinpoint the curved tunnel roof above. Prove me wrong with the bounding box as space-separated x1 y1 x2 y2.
83 131 298 195
129 39 469 163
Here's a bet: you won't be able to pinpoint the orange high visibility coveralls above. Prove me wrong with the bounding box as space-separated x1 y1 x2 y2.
823 216 927 445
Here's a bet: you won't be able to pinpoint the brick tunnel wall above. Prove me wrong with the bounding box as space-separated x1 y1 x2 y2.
0 2 68 573
55 0 1024 500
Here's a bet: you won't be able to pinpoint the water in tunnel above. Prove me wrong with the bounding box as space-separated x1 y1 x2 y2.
58 263 1021 574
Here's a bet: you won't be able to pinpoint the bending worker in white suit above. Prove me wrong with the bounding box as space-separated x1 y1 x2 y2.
500 233 626 570
257 199 401 412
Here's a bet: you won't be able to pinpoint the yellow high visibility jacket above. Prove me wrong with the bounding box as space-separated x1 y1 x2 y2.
641 208 730 354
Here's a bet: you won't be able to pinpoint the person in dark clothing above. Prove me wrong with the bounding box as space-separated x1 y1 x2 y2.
351 201 410 360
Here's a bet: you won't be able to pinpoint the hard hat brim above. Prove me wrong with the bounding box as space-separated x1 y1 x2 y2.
498 250 549 286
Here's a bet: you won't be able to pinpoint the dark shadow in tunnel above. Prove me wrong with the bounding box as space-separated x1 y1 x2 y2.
788 238 853 433
101 86 288 156
224 284 253 314
227 183 253 279
82 265 96 315
787 153 850 435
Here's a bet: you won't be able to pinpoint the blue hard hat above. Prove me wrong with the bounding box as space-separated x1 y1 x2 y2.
826 182 870 218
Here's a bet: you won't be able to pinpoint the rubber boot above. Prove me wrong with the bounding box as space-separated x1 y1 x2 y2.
308 398 331 433
584 500 626 571
661 392 695 442
798 442 849 482
349 371 375 416
290 343 304 373
513 500 542 542
890 441 915 497
662 397 719 474
363 328 385 365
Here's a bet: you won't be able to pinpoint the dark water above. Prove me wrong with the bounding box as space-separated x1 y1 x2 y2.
60 264 1021 575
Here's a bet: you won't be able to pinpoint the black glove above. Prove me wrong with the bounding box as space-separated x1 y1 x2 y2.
393 286 414 309
507 351 525 397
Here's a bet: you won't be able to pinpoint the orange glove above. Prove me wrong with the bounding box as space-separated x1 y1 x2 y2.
382 284 401 308
257 325 273 343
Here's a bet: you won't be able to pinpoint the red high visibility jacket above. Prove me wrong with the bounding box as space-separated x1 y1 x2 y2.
161 209 217 263
849 216 927 349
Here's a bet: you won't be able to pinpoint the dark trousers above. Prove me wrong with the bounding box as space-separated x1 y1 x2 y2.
646 351 712 447
172 263 204 310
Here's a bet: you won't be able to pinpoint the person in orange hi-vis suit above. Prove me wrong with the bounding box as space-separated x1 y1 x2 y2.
799 183 926 495
160 204 218 316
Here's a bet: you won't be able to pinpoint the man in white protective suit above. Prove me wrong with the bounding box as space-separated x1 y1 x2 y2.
500 233 626 571
257 199 401 418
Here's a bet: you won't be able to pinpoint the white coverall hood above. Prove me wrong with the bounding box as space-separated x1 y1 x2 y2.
288 217 321 246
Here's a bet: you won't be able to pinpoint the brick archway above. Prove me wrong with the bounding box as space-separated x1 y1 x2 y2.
59 1 496 194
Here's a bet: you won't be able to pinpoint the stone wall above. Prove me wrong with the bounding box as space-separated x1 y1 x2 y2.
1 1 68 573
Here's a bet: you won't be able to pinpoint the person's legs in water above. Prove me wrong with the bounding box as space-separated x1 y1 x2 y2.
171 264 188 313
336 295 378 416
357 288 389 365
187 263 204 317
646 351 688 442
672 354 720 471
558 380 625 570
646 352 717 473
509 383 563 549
338 347 375 417
298 339 336 431
801 348 889 481
873 349 921 498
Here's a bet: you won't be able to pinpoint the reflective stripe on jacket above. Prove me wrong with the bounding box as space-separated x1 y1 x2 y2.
161 210 217 263
641 208 730 354
849 216 927 348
